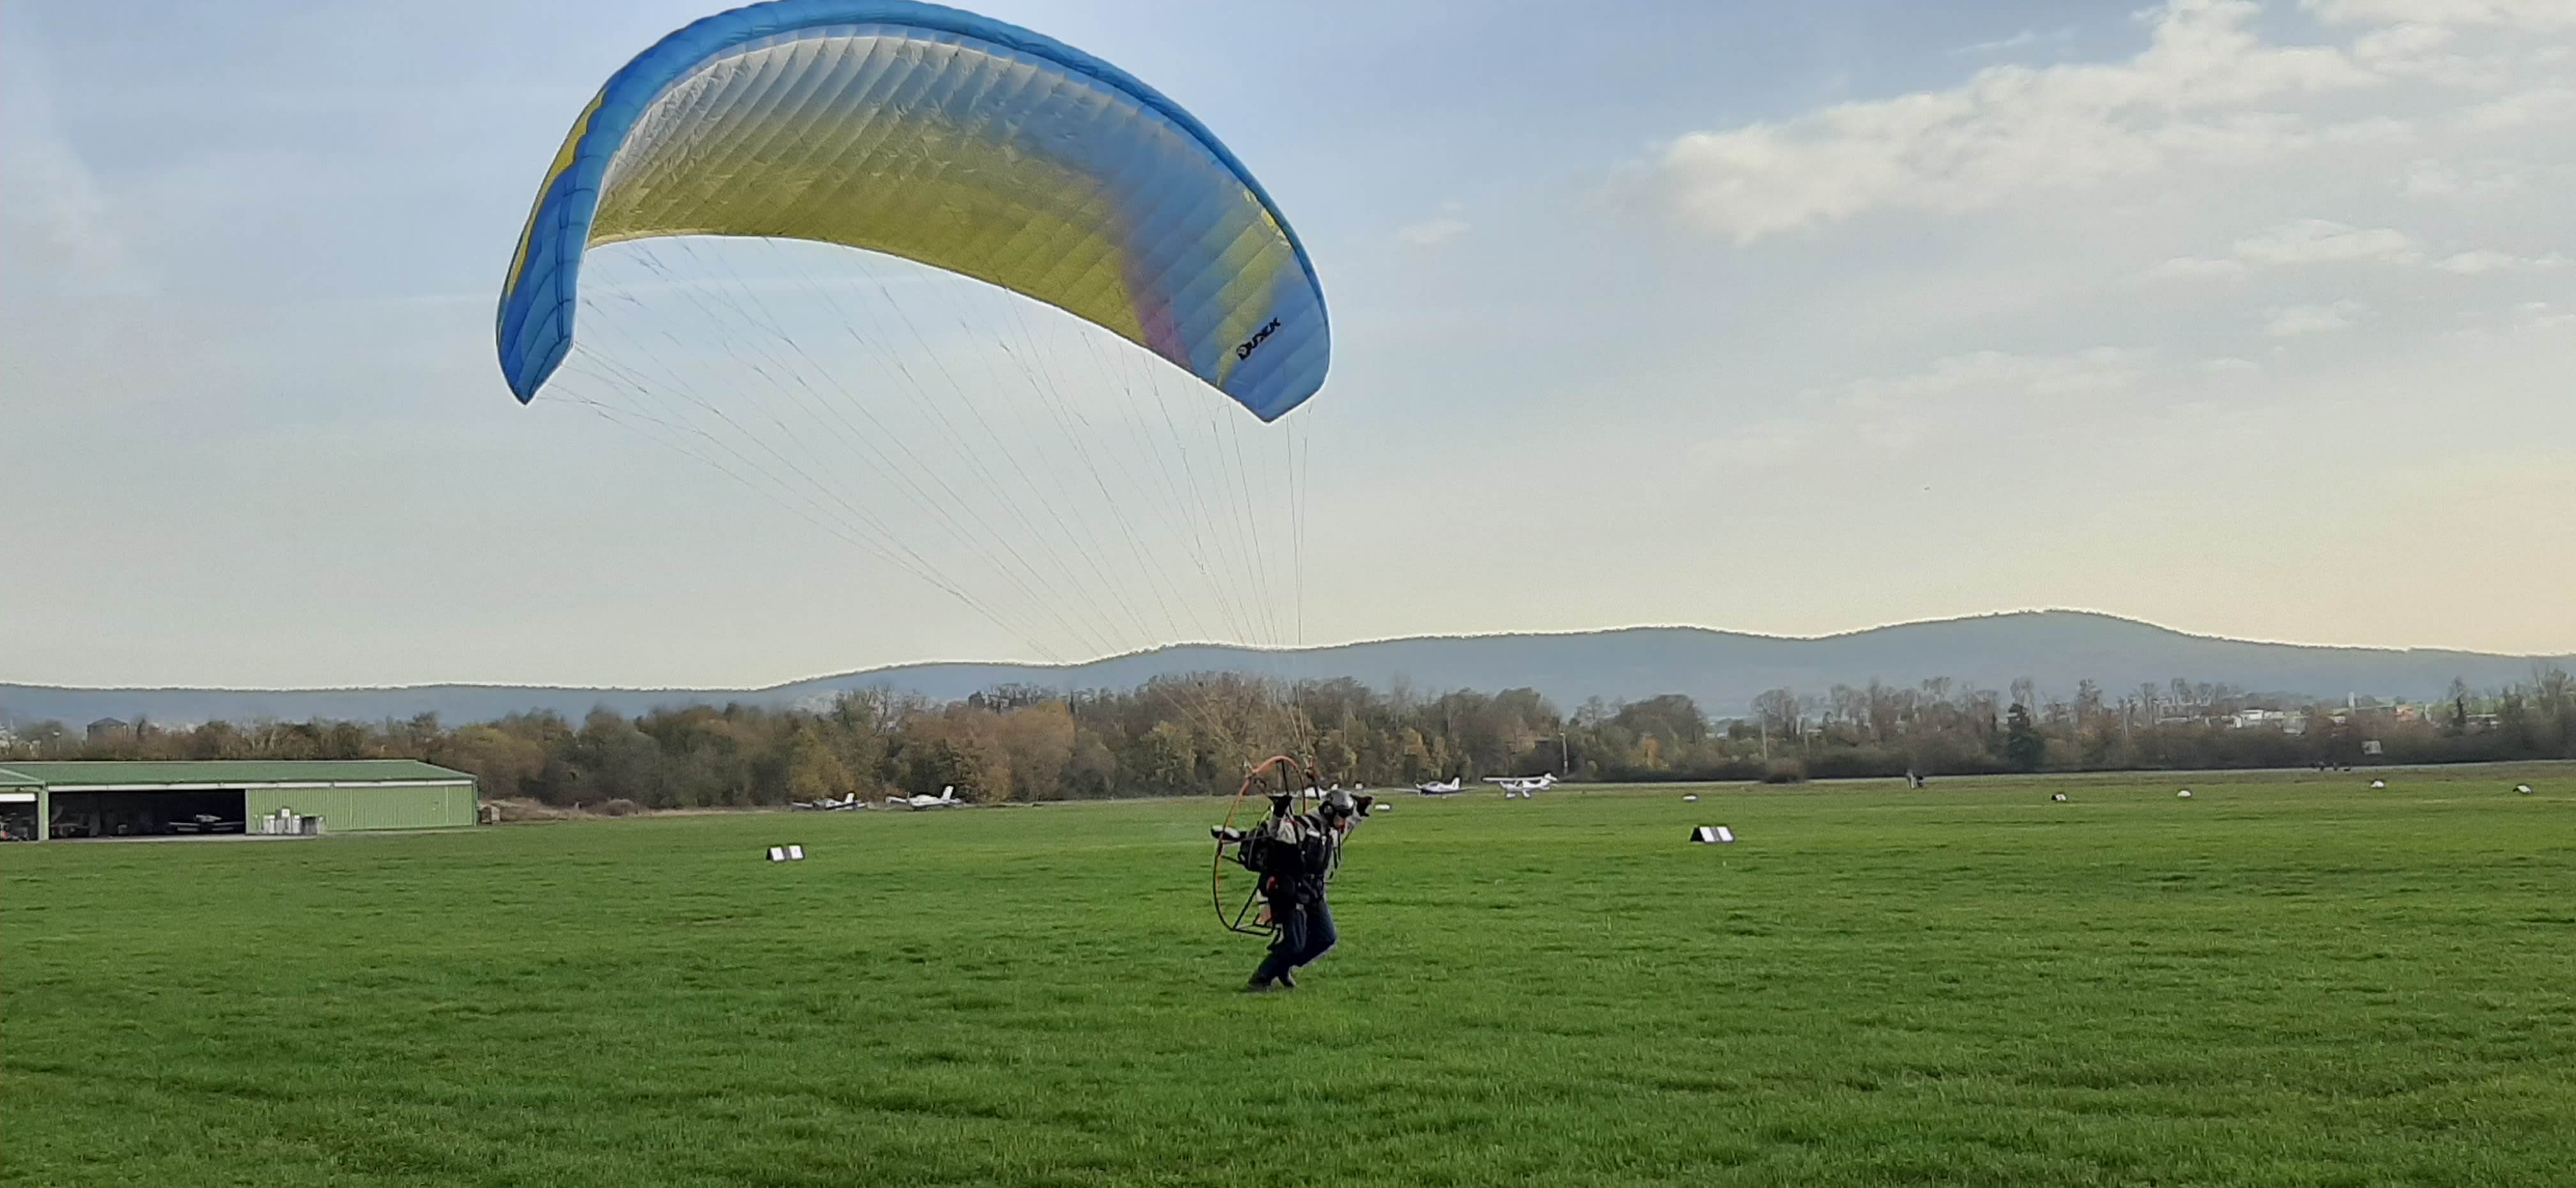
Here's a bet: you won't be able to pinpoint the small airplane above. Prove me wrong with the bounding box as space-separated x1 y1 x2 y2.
1487 773 1560 798
1414 777 1463 796
791 792 869 811
167 813 247 834
885 786 965 811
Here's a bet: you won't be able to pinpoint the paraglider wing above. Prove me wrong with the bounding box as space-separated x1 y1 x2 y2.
496 0 1329 421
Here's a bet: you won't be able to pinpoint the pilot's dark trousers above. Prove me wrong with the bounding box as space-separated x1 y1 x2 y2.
1251 896 1337 985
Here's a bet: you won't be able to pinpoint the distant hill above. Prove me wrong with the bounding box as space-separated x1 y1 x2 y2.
6 611 2569 729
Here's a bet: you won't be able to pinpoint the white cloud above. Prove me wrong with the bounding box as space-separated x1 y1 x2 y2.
1659 1 2379 241
2232 218 2424 264
2149 255 2254 278
2433 248 2569 273
1689 418 1832 469
2156 217 2560 279
2342 20 2494 80
2200 356 2264 373
2403 156 2532 199
1949 27 2076 56
0 50 146 301
1396 204 1469 248
1397 218 1468 248
1659 0 2576 245
2153 213 2452 277
2515 300 2576 328
1952 29 2042 55
2352 21 2458 62
2306 0 2576 31
2265 300 2368 336
1829 347 2151 404
1692 348 2152 470
2439 300 2576 340
2318 115 2421 143
2458 85 2576 128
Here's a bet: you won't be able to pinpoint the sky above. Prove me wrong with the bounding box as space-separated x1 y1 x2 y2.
5 0 2573 690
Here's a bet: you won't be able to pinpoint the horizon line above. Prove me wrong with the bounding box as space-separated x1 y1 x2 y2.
8 607 2571 697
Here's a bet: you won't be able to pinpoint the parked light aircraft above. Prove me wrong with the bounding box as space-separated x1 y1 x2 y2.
1488 773 1560 798
887 786 964 811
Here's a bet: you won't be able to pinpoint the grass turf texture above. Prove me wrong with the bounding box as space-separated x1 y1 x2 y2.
7 765 2575 1187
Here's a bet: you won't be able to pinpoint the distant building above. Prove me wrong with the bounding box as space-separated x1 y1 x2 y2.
85 718 128 742
0 759 480 842
2221 708 2310 735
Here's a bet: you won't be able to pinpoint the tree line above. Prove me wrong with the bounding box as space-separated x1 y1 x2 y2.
6 667 2572 808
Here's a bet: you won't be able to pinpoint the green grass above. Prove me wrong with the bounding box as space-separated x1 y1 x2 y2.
8 765 2576 1187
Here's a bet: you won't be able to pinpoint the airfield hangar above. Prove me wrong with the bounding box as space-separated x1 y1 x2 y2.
0 760 479 842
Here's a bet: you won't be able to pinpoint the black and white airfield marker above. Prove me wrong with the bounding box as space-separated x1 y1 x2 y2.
766 844 808 862
1690 826 1736 844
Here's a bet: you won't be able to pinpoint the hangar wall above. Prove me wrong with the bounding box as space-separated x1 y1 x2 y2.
244 785 477 832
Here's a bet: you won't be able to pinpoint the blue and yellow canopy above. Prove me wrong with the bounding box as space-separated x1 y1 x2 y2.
496 0 1329 421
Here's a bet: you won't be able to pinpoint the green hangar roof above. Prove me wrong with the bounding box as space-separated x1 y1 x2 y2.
0 760 475 790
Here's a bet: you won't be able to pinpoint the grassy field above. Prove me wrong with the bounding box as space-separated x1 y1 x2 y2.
7 765 2576 1187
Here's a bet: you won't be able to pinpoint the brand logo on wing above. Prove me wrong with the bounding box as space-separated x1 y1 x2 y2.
1235 318 1283 362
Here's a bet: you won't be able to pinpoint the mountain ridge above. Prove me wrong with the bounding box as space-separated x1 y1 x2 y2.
7 611 2568 728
